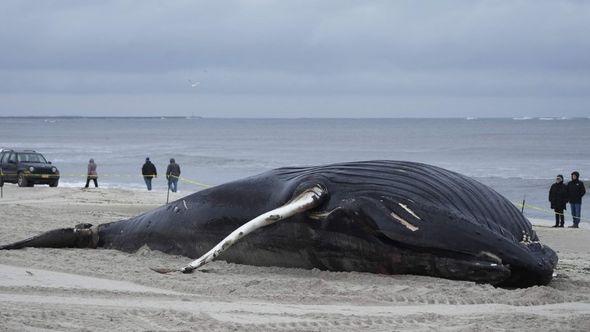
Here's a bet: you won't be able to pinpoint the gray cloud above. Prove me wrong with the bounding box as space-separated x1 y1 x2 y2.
0 0 589 116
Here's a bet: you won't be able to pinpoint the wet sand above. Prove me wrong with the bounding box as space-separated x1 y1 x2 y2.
0 186 589 331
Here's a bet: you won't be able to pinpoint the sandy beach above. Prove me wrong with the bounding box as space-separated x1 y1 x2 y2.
1 186 589 331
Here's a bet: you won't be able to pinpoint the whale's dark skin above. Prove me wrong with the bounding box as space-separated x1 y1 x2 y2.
0 161 558 287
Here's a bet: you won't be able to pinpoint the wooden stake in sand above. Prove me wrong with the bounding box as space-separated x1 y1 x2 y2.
152 184 327 274
166 181 170 204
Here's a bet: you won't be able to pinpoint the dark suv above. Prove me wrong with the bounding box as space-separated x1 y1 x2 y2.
0 149 60 187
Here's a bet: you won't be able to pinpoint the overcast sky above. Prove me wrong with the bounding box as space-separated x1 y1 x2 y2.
0 0 588 117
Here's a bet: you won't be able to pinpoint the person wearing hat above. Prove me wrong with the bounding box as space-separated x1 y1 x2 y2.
166 158 181 193
549 174 568 227
141 157 157 191
566 171 586 228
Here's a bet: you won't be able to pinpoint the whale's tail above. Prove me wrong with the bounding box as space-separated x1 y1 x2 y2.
0 223 98 250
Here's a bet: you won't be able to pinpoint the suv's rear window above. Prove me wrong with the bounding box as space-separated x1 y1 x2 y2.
17 153 47 163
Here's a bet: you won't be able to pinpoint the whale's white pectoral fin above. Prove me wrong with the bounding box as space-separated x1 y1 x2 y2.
176 185 327 274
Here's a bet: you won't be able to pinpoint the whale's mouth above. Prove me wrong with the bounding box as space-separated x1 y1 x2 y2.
374 233 556 287
428 253 511 285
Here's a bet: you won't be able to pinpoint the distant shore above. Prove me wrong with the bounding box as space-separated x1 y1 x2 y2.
2 116 590 120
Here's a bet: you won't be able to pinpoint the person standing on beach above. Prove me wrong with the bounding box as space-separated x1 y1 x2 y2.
166 158 181 193
566 171 586 228
549 174 568 228
141 157 157 191
84 158 98 188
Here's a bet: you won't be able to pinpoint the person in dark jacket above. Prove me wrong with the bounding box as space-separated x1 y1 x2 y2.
141 157 157 191
549 174 568 227
566 171 586 228
166 158 181 193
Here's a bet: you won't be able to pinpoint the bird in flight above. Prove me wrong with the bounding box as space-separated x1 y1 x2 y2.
188 79 200 88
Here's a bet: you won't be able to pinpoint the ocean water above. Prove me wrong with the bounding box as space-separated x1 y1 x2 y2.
1 117 589 222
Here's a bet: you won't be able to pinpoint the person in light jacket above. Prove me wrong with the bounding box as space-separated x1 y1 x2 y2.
84 158 98 188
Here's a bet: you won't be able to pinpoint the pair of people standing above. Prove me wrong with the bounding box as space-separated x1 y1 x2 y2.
549 171 586 228
141 158 181 192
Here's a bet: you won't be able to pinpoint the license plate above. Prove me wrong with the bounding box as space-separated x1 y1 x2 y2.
41 174 49 178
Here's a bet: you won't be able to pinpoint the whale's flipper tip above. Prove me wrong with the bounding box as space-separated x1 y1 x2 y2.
150 267 180 274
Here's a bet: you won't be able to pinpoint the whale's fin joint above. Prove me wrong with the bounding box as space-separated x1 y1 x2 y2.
152 184 328 274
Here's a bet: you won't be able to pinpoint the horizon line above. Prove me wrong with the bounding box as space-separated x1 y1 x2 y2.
0 116 586 120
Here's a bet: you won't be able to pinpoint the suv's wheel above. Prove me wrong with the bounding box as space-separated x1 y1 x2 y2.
17 172 28 187
49 180 59 187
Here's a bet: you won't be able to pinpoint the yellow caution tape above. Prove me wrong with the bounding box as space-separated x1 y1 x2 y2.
513 201 588 223
0 171 212 188
173 176 212 188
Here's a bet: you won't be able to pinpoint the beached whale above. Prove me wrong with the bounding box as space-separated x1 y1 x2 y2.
0 160 557 287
